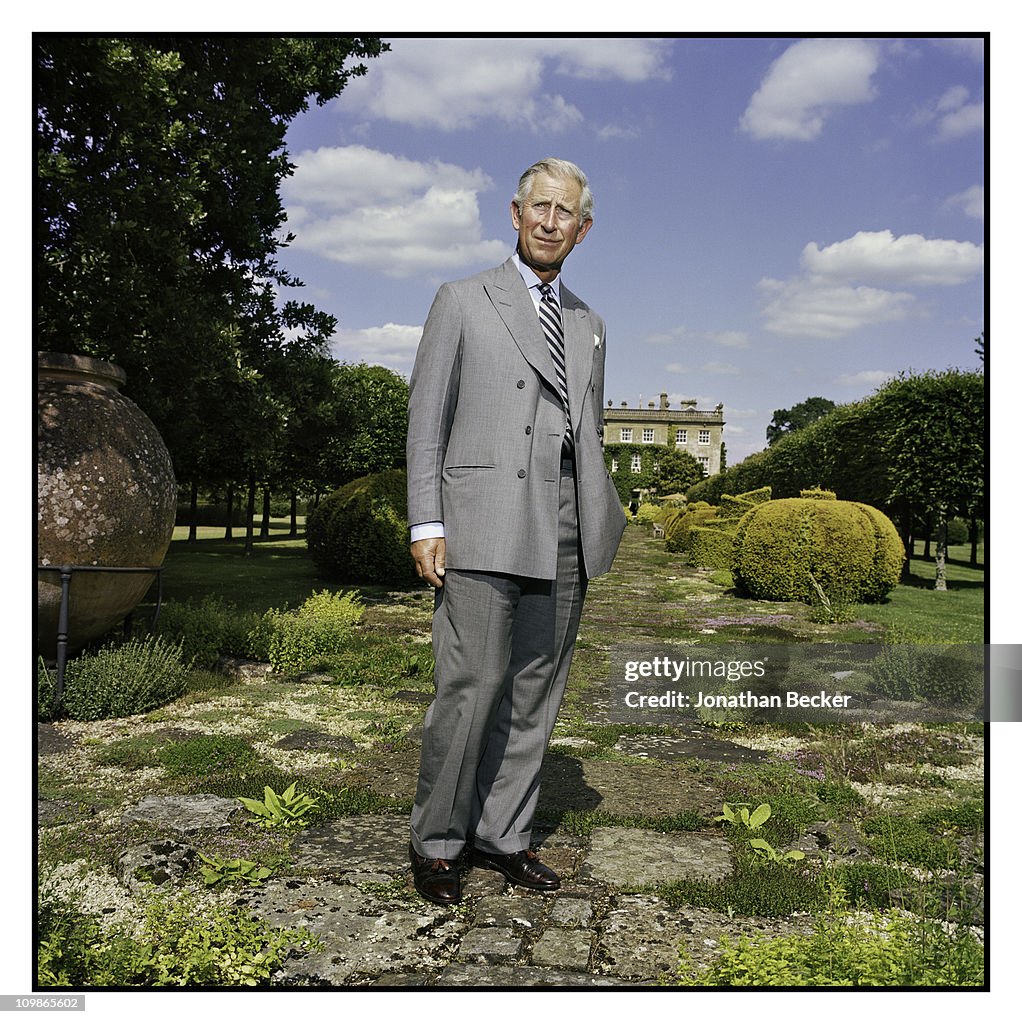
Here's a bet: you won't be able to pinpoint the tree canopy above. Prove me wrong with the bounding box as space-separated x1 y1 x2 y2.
35 35 388 495
766 396 837 446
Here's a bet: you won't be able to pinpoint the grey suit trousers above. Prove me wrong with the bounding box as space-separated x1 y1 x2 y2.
410 460 586 859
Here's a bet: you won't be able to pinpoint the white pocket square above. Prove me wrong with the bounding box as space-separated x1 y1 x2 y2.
593 333 602 348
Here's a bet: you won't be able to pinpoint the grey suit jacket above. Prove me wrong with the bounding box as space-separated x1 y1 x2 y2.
407 257 626 580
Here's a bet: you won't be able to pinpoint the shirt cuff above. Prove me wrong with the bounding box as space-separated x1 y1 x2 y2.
410 521 445 542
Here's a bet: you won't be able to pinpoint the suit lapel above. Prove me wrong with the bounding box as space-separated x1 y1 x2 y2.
484 259 557 390
485 260 594 432
560 286 595 433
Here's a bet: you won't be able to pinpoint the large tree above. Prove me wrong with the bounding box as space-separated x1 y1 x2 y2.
765 396 837 446
872 369 985 590
35 35 386 477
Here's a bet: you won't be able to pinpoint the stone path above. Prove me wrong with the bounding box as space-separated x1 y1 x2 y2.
112 797 818 988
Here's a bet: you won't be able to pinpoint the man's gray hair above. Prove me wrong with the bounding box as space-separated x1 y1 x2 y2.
514 157 593 223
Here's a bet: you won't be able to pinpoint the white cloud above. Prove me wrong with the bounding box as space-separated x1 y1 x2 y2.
700 361 741 375
834 370 895 388
759 277 917 339
739 38 879 141
760 228 982 339
800 230 984 287
914 85 984 141
646 327 747 349
340 37 671 131
329 323 423 376
282 146 507 277
946 185 985 220
704 330 750 349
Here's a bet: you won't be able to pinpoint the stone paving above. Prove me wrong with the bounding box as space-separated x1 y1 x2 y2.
108 785 819 988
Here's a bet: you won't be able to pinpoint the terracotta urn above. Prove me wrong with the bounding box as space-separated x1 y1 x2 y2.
36 352 177 659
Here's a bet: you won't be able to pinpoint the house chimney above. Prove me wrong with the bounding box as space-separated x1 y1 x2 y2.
660 392 668 410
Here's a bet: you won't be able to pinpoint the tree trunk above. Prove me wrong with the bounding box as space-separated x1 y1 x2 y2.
969 516 979 567
923 511 932 560
244 474 256 556
224 483 234 541
290 491 299 537
188 481 199 543
900 506 913 582
934 511 948 591
260 487 271 539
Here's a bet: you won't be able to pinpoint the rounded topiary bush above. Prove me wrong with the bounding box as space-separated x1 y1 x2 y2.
732 498 903 604
306 469 416 584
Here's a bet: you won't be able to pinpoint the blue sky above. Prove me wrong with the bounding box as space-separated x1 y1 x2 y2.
277 36 985 465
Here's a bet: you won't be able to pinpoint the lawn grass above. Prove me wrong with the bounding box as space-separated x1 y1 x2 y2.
851 541 985 643
149 517 412 614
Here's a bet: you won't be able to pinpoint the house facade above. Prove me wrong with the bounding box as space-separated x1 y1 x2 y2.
603 392 725 477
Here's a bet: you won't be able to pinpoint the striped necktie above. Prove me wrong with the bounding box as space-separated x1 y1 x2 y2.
539 283 573 454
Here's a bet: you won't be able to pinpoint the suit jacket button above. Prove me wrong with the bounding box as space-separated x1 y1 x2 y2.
516 379 526 388
525 425 532 435
517 469 527 478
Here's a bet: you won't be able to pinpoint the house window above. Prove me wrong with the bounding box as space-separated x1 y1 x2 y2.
631 453 642 473
698 429 711 445
620 427 632 442
652 460 660 472
675 429 687 445
697 456 710 470
610 458 619 474
642 428 655 443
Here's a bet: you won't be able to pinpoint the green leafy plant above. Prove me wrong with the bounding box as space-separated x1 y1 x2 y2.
663 879 983 987
715 802 805 865
198 853 273 887
238 782 319 830
37 887 318 987
715 801 772 830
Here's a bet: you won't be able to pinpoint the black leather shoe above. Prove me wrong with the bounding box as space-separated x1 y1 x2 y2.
470 848 560 891
409 843 461 905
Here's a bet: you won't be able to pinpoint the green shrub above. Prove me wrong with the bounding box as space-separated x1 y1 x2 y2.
38 636 189 721
37 888 317 987
853 502 907 602
800 488 837 500
665 906 984 986
665 503 717 553
156 596 262 668
306 468 415 584
868 645 983 709
861 814 965 871
661 860 825 918
688 524 737 570
635 502 661 525
830 862 918 909
732 497 903 604
255 589 365 675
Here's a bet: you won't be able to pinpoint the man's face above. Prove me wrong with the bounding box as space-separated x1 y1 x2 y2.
511 171 592 281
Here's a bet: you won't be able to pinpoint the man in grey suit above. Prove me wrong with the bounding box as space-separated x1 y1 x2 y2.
405 157 625 905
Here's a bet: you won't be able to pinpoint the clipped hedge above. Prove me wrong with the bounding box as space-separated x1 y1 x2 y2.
671 488 773 569
665 502 716 553
732 497 903 603
306 469 416 584
688 525 738 571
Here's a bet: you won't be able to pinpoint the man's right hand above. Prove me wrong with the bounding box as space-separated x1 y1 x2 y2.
411 537 447 588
